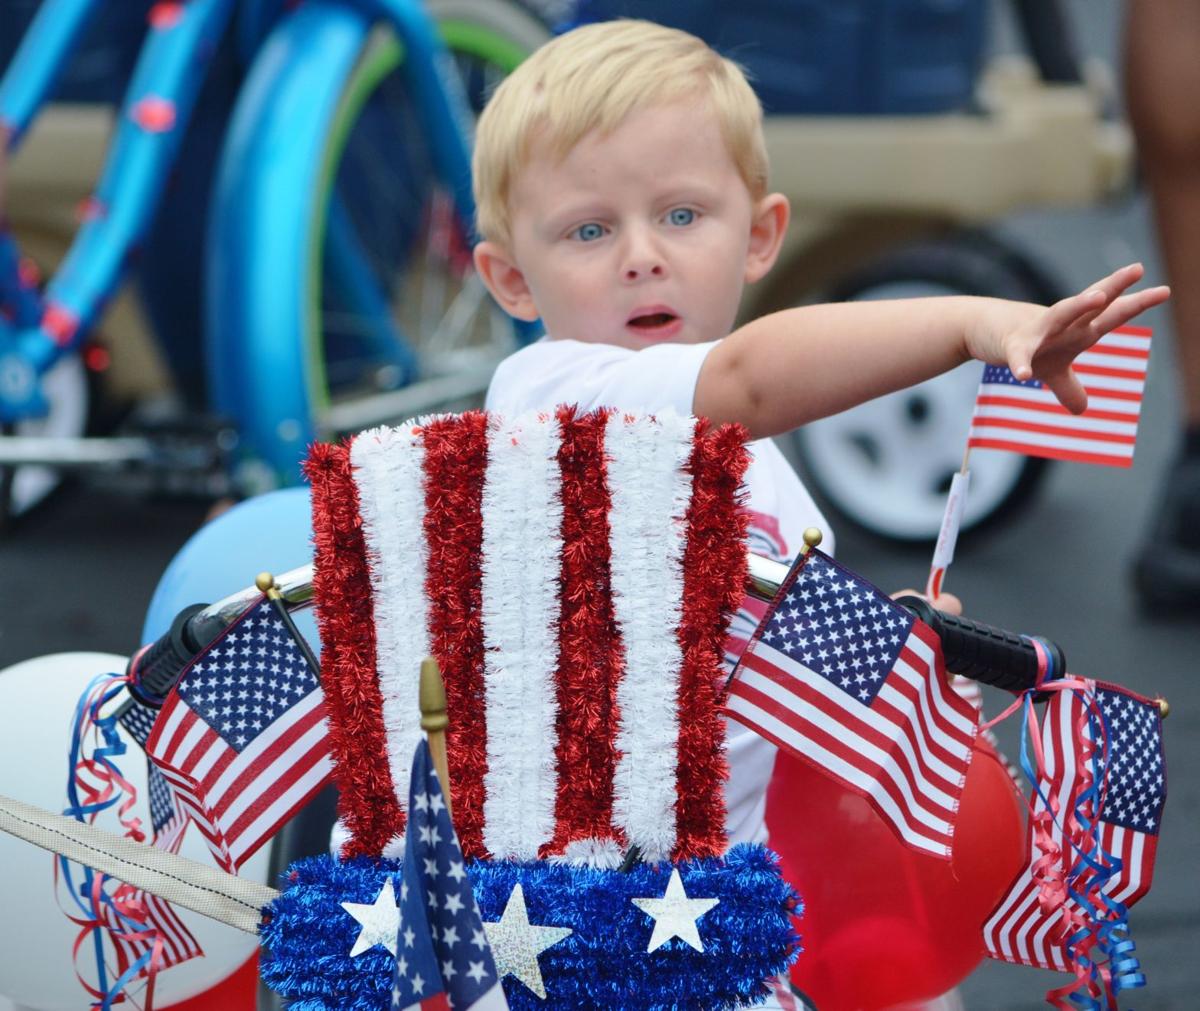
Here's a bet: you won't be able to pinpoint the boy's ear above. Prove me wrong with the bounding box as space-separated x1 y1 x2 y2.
744 192 789 284
473 241 539 321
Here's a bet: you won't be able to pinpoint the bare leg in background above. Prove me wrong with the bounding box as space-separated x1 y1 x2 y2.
1125 1 1200 605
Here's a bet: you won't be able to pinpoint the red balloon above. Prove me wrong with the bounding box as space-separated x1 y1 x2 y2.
765 736 1026 1010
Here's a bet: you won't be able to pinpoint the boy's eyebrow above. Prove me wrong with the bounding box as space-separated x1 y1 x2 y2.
540 201 613 231
544 182 725 224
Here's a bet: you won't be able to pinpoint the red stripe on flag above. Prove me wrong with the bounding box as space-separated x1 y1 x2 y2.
1065 363 1147 381
975 395 1140 423
969 416 1137 445
305 442 398 857
203 702 328 826
1082 343 1150 360
966 438 1134 467
154 707 200 767
222 745 332 866
675 419 750 858
738 653 933 813
902 625 978 749
873 669 968 797
742 647 959 823
728 673 954 852
422 413 490 859
1078 385 1144 403
180 727 234 782
543 407 623 858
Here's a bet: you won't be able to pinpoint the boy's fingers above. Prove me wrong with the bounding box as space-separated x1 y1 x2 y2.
1040 263 1146 339
1008 342 1035 381
1087 285 1172 336
1041 288 1108 341
931 591 963 616
889 589 963 616
1041 367 1089 414
1086 261 1145 300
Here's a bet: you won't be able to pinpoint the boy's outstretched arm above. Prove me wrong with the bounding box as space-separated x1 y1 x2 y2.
695 263 1170 440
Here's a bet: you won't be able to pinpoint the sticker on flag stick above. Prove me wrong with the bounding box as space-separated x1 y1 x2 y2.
926 470 971 600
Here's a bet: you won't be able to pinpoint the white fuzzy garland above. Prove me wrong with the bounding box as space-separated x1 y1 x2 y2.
479 413 563 859
349 423 431 823
605 410 696 862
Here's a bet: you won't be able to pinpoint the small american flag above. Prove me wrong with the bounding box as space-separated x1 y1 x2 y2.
146 595 333 872
106 698 200 971
984 682 1166 973
967 326 1151 467
391 740 508 1011
725 548 978 858
120 699 187 851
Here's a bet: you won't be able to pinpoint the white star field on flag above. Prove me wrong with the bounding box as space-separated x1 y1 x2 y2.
758 553 914 704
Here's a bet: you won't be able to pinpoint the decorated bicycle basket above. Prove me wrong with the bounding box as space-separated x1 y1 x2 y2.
263 406 800 1009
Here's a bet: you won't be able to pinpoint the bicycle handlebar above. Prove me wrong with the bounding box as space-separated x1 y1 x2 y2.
125 603 209 706
125 553 1064 705
893 594 1063 693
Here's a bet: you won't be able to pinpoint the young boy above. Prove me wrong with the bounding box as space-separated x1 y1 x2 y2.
470 6 1166 927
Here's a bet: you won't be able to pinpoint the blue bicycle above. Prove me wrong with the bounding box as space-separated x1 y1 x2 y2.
0 0 549 515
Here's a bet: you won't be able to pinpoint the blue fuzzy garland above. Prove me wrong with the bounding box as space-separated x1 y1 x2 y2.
260 844 800 1010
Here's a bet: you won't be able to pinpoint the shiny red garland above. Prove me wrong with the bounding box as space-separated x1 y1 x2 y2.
676 420 751 858
421 413 491 858
541 406 624 858
304 442 401 858
307 411 752 862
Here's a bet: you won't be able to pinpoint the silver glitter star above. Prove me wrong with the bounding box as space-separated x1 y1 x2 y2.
631 868 719 953
341 877 400 957
483 883 572 999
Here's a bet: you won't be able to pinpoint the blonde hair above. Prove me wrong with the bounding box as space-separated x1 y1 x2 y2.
472 19 769 247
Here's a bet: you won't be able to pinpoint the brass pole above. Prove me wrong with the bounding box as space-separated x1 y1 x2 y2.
419 656 453 820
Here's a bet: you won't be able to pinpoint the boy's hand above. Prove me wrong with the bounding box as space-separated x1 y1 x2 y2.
970 262 1170 414
890 588 962 616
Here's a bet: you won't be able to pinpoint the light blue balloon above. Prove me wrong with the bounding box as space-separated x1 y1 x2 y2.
140 488 319 650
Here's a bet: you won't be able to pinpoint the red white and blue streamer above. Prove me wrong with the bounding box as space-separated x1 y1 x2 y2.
61 671 202 1010
982 671 1165 1009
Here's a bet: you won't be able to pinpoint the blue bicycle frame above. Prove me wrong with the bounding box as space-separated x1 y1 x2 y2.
0 0 236 420
207 0 483 480
1 0 510 481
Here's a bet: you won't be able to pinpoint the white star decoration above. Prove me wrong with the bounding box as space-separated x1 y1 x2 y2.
341 877 400 957
631 868 719 953
483 883 573 999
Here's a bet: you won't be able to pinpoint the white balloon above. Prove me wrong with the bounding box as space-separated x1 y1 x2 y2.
0 653 269 1010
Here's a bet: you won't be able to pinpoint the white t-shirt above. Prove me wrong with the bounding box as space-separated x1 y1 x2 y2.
486 337 834 848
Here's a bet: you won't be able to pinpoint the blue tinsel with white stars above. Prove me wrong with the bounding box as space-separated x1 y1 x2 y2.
259 843 800 1010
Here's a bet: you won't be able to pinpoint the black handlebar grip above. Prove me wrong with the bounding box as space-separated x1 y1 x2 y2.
125 603 210 706
895 595 1065 695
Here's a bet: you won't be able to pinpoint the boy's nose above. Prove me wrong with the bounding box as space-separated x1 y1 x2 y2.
621 228 666 281
624 261 665 281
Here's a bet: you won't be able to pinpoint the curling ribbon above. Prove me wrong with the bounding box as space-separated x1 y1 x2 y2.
1055 694 1146 1007
980 646 1146 1010
61 671 163 1010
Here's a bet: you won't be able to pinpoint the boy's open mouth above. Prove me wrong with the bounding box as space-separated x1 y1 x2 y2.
626 308 680 333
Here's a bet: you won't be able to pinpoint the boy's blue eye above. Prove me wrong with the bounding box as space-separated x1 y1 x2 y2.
573 222 605 241
667 207 695 226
